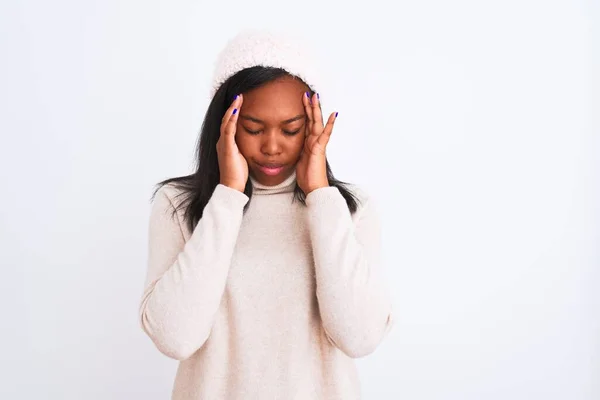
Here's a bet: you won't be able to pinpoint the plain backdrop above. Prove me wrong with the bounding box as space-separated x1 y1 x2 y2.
0 0 598 399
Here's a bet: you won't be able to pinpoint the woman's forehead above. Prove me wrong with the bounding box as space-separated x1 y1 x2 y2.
241 78 307 122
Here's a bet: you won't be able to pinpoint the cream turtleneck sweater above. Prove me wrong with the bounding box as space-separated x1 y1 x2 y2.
139 171 394 399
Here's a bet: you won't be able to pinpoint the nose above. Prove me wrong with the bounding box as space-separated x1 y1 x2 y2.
260 130 282 156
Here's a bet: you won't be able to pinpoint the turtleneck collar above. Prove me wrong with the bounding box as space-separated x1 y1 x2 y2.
250 170 297 195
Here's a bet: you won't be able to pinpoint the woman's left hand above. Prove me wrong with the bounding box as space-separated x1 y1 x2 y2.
296 92 338 195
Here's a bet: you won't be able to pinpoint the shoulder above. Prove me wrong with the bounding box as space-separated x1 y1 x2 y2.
341 182 378 220
150 183 188 230
153 182 187 209
345 183 370 204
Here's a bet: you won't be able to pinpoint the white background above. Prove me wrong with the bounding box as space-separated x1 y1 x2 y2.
1 0 598 399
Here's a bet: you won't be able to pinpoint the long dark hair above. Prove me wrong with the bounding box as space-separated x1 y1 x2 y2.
153 66 360 232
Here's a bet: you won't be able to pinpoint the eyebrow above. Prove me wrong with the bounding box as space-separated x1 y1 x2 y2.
240 114 305 124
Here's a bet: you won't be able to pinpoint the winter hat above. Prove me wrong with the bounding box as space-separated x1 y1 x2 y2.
209 28 323 97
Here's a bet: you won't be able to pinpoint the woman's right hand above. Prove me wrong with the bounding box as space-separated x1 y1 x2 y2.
216 94 248 193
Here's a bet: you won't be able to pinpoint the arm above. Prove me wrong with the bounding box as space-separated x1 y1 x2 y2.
305 186 394 358
139 184 249 361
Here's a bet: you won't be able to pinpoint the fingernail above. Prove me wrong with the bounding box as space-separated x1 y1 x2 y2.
317 93 320 100
233 108 238 115
234 94 238 100
335 112 338 117
306 92 310 98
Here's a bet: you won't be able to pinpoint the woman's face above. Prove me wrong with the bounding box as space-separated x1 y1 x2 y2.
235 76 308 186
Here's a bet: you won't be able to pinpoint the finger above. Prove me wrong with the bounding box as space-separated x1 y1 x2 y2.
221 94 242 128
316 111 337 148
302 91 314 136
311 92 324 135
221 94 243 137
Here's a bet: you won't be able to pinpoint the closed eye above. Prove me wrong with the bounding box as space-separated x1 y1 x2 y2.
244 127 301 136
244 127 261 135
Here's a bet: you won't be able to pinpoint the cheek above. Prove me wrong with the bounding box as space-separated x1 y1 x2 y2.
290 134 305 154
234 134 254 158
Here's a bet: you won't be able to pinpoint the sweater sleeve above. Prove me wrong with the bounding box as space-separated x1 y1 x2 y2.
305 186 394 358
139 184 249 361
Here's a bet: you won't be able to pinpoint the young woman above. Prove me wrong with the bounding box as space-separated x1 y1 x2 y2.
139 30 394 399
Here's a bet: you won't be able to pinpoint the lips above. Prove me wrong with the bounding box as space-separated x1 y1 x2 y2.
256 162 286 176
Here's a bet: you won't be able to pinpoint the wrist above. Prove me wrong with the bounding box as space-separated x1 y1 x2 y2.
220 180 246 193
305 182 330 195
